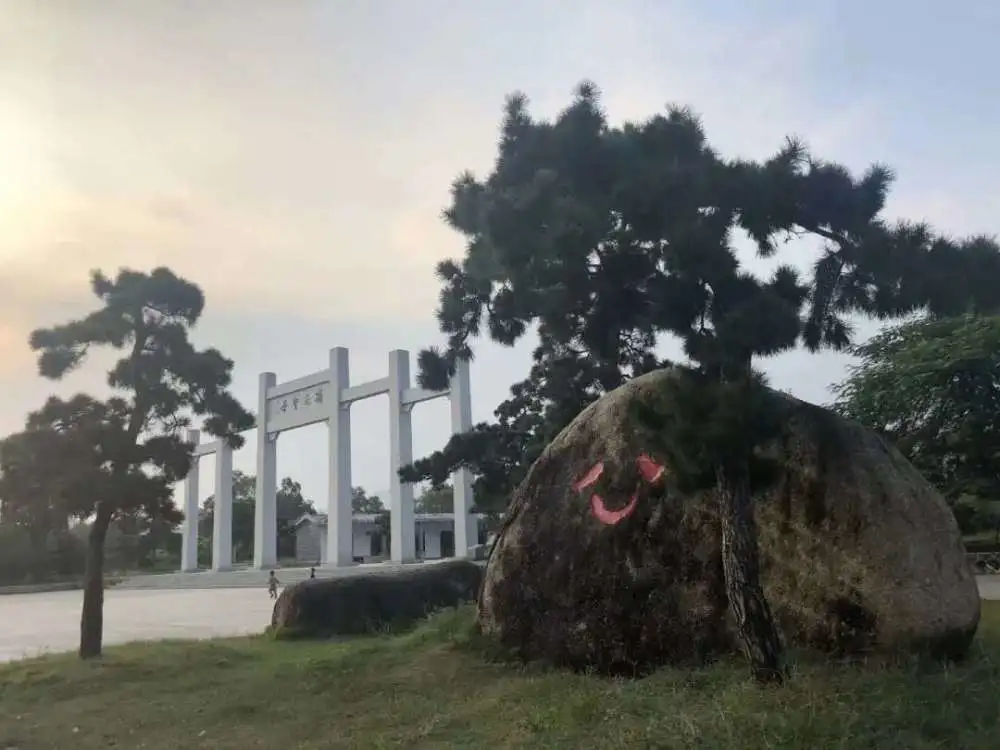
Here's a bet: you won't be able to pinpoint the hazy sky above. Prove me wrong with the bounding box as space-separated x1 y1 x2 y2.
1 1 997 511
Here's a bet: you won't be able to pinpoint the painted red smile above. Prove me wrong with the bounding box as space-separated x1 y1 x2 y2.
572 454 665 526
590 492 639 525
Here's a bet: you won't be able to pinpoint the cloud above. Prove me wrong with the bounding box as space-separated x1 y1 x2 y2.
0 0 890 394
0 4 873 300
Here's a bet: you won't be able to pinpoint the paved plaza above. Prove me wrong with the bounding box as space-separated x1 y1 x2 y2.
2 577 998 663
0 587 276 662
978 574 1000 601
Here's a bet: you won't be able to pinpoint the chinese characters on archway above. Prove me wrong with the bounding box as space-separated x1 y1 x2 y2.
274 387 325 415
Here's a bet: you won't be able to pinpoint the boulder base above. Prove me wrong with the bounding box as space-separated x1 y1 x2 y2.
479 369 980 674
272 559 483 638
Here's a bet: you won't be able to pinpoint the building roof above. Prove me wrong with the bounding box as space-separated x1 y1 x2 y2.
292 511 487 529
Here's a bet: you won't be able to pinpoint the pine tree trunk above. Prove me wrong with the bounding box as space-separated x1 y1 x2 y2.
717 466 786 685
79 504 112 660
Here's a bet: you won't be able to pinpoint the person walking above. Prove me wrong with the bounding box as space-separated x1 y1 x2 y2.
267 570 280 599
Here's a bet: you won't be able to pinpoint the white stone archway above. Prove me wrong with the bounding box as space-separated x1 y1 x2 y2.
178 347 474 571
179 431 234 572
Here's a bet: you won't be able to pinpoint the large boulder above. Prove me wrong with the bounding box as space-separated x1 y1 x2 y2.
272 559 483 638
479 369 980 674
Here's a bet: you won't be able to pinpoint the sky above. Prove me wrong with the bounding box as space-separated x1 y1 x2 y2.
1 0 998 512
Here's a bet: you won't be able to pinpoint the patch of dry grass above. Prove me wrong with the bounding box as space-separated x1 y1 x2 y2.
1 602 998 749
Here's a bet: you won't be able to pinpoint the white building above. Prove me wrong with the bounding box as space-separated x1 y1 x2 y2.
292 512 489 564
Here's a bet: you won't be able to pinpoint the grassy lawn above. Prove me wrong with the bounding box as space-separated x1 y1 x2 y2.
2 603 999 750
964 531 1000 553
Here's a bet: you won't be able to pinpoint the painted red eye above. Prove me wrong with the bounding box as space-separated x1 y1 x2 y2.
573 461 604 492
590 493 639 525
636 454 665 484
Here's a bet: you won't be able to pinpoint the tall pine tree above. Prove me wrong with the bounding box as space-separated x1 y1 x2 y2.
28 268 255 658
406 82 1000 682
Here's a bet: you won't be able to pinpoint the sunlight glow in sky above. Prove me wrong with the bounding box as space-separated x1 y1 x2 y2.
1 0 997 506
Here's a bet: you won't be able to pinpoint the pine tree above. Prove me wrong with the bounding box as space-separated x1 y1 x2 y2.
404 82 1000 683
27 267 254 658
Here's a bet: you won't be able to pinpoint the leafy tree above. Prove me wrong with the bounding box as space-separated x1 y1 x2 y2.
0 417 122 584
0 427 80 556
0 522 37 584
103 521 140 571
93 507 182 571
276 477 315 557
200 471 257 562
415 484 454 514
0 430 91 584
373 511 391 557
403 82 1000 683
351 486 385 514
201 472 316 561
2 426 178 576
128 513 180 569
0 520 85 586
28 267 254 658
349 487 389 555
833 313 1000 540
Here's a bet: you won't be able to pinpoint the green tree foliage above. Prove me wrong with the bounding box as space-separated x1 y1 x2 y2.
27 267 254 658
406 87 1000 504
81 512 180 573
200 472 316 562
0 522 41 584
0 405 135 585
1 427 179 578
275 477 313 558
415 484 454 514
276 478 311 518
0 427 82 555
350 486 390 556
199 471 255 563
833 313 1000 539
402 82 1000 683
0 521 86 586
351 486 385 514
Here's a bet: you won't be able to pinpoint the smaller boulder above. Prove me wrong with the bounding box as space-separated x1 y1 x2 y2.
271 560 483 638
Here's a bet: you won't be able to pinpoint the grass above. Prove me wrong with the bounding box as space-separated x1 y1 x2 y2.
964 531 1000 553
2 604 999 750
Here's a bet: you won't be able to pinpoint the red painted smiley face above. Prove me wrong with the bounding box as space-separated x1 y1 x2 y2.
572 454 666 525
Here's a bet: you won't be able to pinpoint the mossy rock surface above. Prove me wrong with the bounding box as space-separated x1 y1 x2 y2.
271 559 483 638
479 368 980 675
